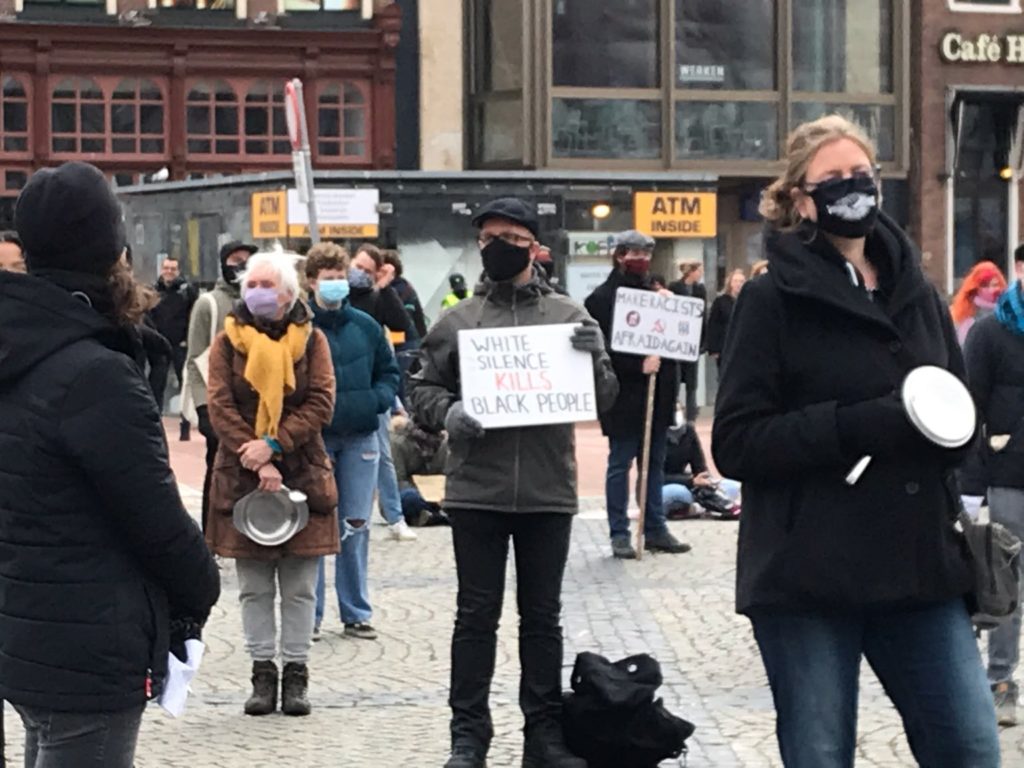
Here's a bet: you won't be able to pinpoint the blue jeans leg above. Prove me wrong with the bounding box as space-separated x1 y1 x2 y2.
751 611 862 768
987 486 1024 687
605 436 639 540
642 425 668 535
377 413 405 525
314 556 326 627
864 599 1000 767
662 484 694 510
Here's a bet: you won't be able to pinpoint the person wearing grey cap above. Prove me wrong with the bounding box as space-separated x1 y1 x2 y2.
585 230 692 560
408 197 618 768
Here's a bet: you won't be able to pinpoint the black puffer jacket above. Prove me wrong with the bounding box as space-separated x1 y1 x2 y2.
713 214 973 614
964 308 1024 489
585 269 680 438
0 272 220 712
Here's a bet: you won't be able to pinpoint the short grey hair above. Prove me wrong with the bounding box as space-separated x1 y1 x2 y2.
239 250 303 309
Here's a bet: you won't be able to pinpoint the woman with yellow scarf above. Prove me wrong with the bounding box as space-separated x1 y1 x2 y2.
206 251 339 717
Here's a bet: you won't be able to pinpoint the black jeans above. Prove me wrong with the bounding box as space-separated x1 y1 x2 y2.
680 362 699 422
148 345 187 413
197 405 218 534
449 509 573 750
14 704 144 768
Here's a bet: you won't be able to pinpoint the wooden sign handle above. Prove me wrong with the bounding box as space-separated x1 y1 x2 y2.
635 371 658 560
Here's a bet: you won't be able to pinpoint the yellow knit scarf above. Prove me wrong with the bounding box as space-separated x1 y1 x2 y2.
223 316 312 439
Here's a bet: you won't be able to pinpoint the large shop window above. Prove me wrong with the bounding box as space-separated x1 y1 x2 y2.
791 103 895 161
675 0 776 90
51 77 105 154
187 80 239 155
676 102 777 159
553 0 659 88
317 83 369 160
552 98 661 159
473 0 524 93
792 0 893 94
1 76 29 154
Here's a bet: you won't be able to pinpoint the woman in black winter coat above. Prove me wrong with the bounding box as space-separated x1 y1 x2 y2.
704 268 746 377
0 163 220 767
712 116 999 767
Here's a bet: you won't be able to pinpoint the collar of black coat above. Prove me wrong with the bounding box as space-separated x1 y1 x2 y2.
475 271 552 305
230 298 313 340
764 211 930 332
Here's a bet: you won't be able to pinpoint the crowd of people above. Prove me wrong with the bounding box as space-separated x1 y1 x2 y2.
1 110 1023 768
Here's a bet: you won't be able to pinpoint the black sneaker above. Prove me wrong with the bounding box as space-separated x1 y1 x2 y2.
644 529 692 554
344 622 379 640
611 535 637 560
444 743 487 768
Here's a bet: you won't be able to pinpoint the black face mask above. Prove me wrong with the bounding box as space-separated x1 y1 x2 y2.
222 262 246 286
808 175 879 239
481 239 531 283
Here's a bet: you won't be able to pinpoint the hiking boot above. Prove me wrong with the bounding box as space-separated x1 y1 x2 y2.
243 660 278 716
994 682 1018 727
389 519 419 542
522 725 586 768
444 743 487 768
644 529 692 554
281 662 311 716
611 535 637 560
344 622 379 640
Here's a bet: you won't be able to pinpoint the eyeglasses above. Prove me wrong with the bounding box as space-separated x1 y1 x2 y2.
478 231 535 248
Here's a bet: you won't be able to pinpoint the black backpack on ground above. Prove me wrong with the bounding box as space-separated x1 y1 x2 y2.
563 652 695 768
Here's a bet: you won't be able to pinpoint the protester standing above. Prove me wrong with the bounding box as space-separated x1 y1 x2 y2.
185 240 256 532
305 243 401 642
409 197 618 768
206 250 338 716
392 415 450 526
964 282 1024 727
149 255 198 439
348 243 420 542
0 162 219 766
668 261 706 422
0 231 26 273
383 249 428 339
713 115 999 767
442 273 472 309
585 230 692 560
951 260 1006 347
705 268 746 381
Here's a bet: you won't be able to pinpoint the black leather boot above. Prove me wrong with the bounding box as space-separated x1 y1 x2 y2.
522 724 586 768
243 660 278 716
281 662 311 716
444 742 487 768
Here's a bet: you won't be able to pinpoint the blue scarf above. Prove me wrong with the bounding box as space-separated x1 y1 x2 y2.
995 281 1024 336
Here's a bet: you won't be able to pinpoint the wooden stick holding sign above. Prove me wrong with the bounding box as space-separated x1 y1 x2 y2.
610 287 705 559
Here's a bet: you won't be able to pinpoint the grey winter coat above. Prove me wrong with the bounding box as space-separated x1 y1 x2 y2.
408 275 619 514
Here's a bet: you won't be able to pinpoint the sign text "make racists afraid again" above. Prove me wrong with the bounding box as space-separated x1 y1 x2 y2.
611 288 704 362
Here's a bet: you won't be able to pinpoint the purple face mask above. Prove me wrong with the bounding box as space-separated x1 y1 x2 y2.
245 287 281 319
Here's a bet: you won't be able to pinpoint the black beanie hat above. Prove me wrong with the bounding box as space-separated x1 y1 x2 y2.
15 162 126 276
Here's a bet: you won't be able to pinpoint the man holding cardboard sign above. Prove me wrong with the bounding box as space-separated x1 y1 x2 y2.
408 197 618 768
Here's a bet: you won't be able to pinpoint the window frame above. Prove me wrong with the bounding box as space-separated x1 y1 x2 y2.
948 0 1021 13
0 74 32 159
315 80 372 164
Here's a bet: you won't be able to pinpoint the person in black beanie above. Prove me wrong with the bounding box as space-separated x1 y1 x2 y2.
183 239 256 532
0 161 220 767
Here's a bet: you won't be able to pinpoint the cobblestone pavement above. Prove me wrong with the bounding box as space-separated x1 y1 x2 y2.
4 431 1024 765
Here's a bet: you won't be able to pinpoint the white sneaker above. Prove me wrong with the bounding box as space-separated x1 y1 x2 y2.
388 519 418 542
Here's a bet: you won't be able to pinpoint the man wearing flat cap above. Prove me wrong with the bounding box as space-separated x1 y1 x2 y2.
585 230 693 559
0 162 219 765
409 197 619 768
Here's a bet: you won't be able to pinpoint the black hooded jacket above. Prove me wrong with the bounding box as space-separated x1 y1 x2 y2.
712 213 973 614
0 271 220 712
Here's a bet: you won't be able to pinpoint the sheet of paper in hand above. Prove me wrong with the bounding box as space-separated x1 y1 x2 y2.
457 323 597 429
158 639 205 718
611 287 704 362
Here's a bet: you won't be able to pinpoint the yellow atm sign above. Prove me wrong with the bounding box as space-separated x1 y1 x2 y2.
634 192 717 238
251 191 288 239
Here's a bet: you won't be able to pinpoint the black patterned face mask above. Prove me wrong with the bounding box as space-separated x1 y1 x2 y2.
808 175 879 239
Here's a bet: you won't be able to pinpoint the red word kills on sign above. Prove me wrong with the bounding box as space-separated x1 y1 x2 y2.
495 371 554 392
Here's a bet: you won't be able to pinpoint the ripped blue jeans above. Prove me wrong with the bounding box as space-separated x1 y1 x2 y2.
315 432 380 627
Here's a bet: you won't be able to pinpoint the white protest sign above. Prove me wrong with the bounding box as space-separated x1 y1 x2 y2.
611 287 704 362
457 324 597 429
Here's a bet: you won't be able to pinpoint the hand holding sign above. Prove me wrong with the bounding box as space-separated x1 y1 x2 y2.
457 324 598 429
611 288 705 362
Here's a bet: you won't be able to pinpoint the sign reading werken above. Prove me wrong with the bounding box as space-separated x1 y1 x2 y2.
611 288 704 362
457 324 597 429
634 192 717 238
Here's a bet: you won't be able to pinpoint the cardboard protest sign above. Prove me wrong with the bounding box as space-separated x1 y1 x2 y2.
457 324 597 429
611 287 704 362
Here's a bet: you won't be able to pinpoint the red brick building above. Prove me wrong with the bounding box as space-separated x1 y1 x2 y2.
911 0 1024 291
0 0 399 220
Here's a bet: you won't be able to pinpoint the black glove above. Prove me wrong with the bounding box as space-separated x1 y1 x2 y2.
836 392 923 458
571 322 605 356
196 405 214 440
445 401 485 442
169 616 203 664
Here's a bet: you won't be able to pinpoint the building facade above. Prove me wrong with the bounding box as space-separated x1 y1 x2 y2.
0 0 400 224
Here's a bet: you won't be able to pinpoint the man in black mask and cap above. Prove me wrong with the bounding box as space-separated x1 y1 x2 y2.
0 161 219 767
184 239 256 532
408 197 619 768
585 230 692 560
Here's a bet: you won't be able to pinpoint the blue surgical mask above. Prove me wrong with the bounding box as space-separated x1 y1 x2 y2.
348 266 374 290
318 279 350 306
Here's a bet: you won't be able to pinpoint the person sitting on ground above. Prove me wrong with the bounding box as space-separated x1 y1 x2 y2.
391 414 450 526
662 420 740 520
